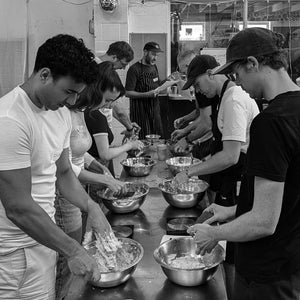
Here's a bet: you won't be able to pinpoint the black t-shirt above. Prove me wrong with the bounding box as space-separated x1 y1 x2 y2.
84 109 114 159
236 91 300 283
125 61 160 93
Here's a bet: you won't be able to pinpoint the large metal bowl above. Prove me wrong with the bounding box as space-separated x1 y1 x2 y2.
165 156 201 175
159 179 209 208
121 157 156 177
98 182 149 213
127 140 151 157
85 238 144 288
153 237 225 286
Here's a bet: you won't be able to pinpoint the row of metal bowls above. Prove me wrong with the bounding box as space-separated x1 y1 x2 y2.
98 178 208 213
121 156 201 177
85 236 224 288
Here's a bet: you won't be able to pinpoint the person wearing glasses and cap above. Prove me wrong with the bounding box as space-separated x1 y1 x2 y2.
94 41 141 139
187 28 300 300
125 41 177 139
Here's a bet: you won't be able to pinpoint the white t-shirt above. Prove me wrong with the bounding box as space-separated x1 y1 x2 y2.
218 86 259 153
100 108 113 129
0 86 71 254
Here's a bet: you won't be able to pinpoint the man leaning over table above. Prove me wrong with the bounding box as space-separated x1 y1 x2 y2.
187 28 300 300
0 34 113 299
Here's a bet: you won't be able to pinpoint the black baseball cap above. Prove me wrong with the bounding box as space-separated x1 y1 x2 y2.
213 27 281 75
182 55 219 90
143 42 163 53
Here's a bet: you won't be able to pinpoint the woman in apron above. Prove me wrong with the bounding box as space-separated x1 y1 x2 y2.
175 54 259 300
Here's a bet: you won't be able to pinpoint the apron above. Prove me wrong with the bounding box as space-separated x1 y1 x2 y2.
209 79 246 206
130 61 163 139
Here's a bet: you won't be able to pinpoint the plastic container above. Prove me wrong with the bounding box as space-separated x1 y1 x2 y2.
157 144 167 161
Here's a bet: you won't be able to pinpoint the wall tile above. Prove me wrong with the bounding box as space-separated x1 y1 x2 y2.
120 23 129 41
95 40 111 53
102 24 120 41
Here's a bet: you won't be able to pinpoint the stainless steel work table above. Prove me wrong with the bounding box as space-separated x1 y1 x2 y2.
67 145 227 300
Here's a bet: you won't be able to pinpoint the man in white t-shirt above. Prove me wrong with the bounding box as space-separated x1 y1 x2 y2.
0 34 112 300
175 54 259 300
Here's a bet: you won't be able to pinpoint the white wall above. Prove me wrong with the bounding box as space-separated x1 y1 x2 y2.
27 0 94 76
128 0 171 75
0 0 27 95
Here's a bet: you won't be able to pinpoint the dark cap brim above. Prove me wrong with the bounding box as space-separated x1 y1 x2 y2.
182 77 195 90
212 61 236 75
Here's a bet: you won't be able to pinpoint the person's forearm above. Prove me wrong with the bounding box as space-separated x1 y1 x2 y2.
183 109 199 123
99 144 131 161
181 121 198 138
7 199 82 258
126 90 156 99
188 150 237 177
112 106 132 130
78 169 110 186
187 116 211 141
212 209 274 243
56 167 89 212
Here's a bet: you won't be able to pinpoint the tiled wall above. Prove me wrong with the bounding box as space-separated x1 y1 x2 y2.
94 0 130 176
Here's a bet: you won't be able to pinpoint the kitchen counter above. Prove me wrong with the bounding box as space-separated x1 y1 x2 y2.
65 145 227 300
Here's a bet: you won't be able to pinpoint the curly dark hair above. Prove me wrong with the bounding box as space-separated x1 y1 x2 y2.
106 41 134 62
70 61 125 111
34 34 98 84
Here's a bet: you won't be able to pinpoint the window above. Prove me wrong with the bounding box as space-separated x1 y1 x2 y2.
179 23 206 41
238 21 271 31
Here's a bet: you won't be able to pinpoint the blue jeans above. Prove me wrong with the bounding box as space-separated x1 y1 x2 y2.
54 194 82 300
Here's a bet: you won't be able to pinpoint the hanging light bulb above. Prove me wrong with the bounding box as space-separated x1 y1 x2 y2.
99 0 118 14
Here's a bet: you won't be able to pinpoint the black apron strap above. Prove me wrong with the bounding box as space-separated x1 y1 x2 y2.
209 79 245 203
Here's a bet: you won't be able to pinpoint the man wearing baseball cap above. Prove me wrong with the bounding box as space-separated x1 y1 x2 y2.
188 28 300 300
175 54 259 299
125 41 176 138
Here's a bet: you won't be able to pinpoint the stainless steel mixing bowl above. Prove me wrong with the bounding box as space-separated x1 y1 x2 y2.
84 237 144 288
153 237 225 286
165 156 201 175
127 140 151 157
98 182 149 213
121 157 156 177
158 179 209 208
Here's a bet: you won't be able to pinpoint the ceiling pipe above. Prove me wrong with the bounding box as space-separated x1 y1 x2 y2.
243 0 248 28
